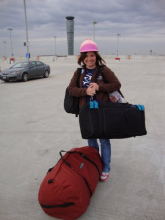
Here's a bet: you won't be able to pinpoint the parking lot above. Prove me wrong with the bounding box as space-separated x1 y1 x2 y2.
0 57 165 220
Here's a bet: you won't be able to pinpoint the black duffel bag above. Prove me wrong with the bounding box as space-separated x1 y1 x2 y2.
79 101 147 139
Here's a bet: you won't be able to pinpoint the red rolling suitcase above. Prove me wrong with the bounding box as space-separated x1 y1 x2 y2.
38 146 103 220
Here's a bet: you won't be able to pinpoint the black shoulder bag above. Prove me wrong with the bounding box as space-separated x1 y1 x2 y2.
64 68 82 117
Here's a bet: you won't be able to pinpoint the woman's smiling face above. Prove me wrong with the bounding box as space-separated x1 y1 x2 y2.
84 52 96 69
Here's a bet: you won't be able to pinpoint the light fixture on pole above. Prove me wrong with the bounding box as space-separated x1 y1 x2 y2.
7 28 13 57
116 34 121 57
3 41 7 57
23 0 30 60
92 21 98 42
115 34 121 61
54 36 57 55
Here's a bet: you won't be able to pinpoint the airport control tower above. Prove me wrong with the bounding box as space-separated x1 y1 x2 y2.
65 16 75 55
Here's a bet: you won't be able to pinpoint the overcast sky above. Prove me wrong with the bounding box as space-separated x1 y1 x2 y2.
0 0 165 57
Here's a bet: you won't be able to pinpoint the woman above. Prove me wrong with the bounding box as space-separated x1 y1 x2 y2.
68 38 121 181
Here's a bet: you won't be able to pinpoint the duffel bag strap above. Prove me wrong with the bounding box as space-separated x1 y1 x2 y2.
59 150 77 168
60 150 101 177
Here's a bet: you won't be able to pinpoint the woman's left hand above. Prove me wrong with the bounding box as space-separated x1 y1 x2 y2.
89 83 99 91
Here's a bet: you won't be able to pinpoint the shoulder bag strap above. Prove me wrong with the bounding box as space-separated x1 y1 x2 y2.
94 66 104 82
76 68 82 87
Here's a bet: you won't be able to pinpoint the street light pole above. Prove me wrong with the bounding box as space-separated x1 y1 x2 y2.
116 34 121 57
3 41 6 57
54 36 57 55
7 28 13 57
92 21 98 42
23 0 30 60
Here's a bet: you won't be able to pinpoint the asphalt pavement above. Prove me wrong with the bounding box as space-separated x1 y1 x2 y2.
0 57 165 220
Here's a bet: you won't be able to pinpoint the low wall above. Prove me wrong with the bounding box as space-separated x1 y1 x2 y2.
0 54 165 67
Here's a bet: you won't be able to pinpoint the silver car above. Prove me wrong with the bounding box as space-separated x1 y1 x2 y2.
0 61 50 82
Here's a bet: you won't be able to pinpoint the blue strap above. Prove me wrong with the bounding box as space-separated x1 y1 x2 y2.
94 101 98 108
89 101 98 109
136 105 145 111
89 101 94 109
137 105 142 111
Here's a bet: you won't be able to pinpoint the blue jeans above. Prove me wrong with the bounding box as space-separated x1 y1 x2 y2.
88 139 111 173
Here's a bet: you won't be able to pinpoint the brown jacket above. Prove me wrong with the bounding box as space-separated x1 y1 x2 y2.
68 65 121 109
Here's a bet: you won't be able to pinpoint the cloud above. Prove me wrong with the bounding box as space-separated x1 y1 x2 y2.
0 0 165 56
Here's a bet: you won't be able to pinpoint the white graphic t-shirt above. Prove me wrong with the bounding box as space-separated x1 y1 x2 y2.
82 68 96 102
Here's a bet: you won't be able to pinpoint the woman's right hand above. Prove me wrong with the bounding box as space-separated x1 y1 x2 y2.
86 87 96 96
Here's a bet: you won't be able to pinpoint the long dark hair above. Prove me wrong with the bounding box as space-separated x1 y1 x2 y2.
77 51 106 67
